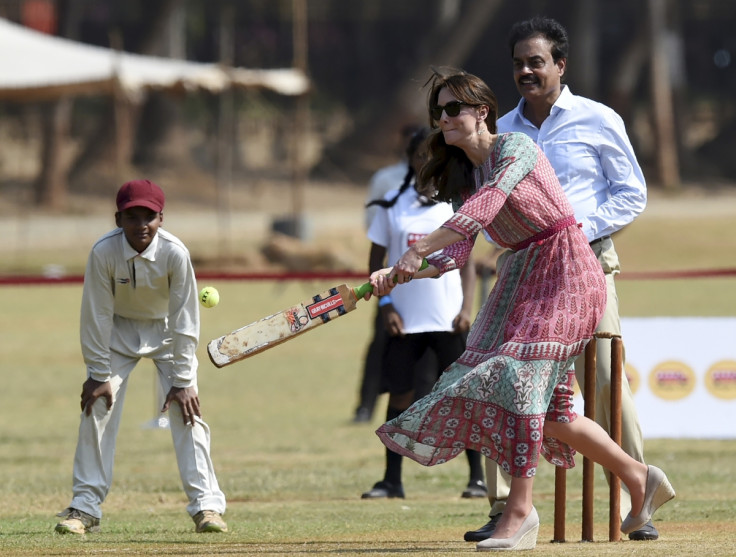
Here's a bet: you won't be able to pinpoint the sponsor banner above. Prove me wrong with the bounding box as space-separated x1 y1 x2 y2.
573 317 736 439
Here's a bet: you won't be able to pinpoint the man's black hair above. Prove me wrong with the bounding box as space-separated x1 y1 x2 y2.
508 16 569 62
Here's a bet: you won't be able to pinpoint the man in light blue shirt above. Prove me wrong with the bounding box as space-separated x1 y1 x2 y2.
464 16 657 542
498 72 646 245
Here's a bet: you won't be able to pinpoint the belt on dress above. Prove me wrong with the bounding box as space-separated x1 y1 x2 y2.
512 215 578 251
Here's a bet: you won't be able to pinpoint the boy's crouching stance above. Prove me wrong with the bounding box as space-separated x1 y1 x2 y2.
55 180 227 534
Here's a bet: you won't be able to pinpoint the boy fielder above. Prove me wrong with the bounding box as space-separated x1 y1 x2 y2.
55 180 227 534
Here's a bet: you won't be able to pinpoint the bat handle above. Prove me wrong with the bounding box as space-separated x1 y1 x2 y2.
353 258 429 301
353 281 374 300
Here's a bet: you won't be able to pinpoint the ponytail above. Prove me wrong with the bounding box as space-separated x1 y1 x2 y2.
366 126 432 209
366 166 415 209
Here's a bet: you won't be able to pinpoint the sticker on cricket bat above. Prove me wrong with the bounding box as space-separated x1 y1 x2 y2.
207 260 428 368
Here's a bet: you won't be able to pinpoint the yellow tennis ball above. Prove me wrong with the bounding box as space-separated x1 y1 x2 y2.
199 286 220 308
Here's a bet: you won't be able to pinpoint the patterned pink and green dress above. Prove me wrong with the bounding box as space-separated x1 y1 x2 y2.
376 132 607 478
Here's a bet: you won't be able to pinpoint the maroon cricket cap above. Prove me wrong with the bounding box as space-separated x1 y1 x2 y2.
116 180 165 212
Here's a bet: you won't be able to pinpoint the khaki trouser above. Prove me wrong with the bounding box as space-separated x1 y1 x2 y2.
485 237 644 519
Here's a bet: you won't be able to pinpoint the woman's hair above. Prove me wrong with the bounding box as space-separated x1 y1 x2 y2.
366 126 433 210
507 16 569 63
418 67 498 203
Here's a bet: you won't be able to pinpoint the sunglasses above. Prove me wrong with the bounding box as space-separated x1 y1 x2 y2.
430 101 468 120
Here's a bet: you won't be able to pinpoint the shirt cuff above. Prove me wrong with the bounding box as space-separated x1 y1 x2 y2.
88 370 111 383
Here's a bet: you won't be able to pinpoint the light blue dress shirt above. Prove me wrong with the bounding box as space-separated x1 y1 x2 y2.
497 85 647 242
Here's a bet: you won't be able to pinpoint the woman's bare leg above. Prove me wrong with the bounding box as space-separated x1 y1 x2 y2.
544 416 648 517
489 476 534 539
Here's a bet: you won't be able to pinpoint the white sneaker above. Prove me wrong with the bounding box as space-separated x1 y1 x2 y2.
193 510 228 533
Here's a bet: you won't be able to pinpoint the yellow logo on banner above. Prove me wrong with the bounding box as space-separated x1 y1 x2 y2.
705 360 736 400
649 361 696 400
625 363 640 395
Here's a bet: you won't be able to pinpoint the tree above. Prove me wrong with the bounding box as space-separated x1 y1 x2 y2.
32 0 83 209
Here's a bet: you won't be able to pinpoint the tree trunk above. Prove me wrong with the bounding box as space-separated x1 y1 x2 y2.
608 23 648 124
217 1 236 255
70 1 183 184
648 0 680 189
33 99 72 209
389 0 504 129
570 0 599 99
317 0 501 173
31 0 83 209
133 0 185 167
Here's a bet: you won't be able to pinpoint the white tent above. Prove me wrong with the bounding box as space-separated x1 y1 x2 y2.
0 17 309 101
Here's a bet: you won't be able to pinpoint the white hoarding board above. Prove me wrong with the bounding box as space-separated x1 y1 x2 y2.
572 317 736 439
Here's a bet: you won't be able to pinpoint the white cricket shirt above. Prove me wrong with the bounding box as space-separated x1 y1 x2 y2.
80 228 199 386
367 186 463 334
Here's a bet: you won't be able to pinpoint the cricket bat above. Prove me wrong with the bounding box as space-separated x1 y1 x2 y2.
207 261 428 368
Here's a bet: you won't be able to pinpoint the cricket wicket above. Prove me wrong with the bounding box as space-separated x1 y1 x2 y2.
552 332 624 543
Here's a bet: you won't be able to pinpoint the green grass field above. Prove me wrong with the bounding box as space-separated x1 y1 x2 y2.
1 277 735 556
1 189 735 555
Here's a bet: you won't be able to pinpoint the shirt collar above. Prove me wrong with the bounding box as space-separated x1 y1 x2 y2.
553 84 574 110
514 84 574 123
121 229 159 261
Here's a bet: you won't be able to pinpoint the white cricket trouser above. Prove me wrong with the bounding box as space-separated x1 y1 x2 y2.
69 317 226 519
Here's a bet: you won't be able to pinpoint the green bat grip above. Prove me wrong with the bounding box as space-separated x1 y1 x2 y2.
353 258 429 300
